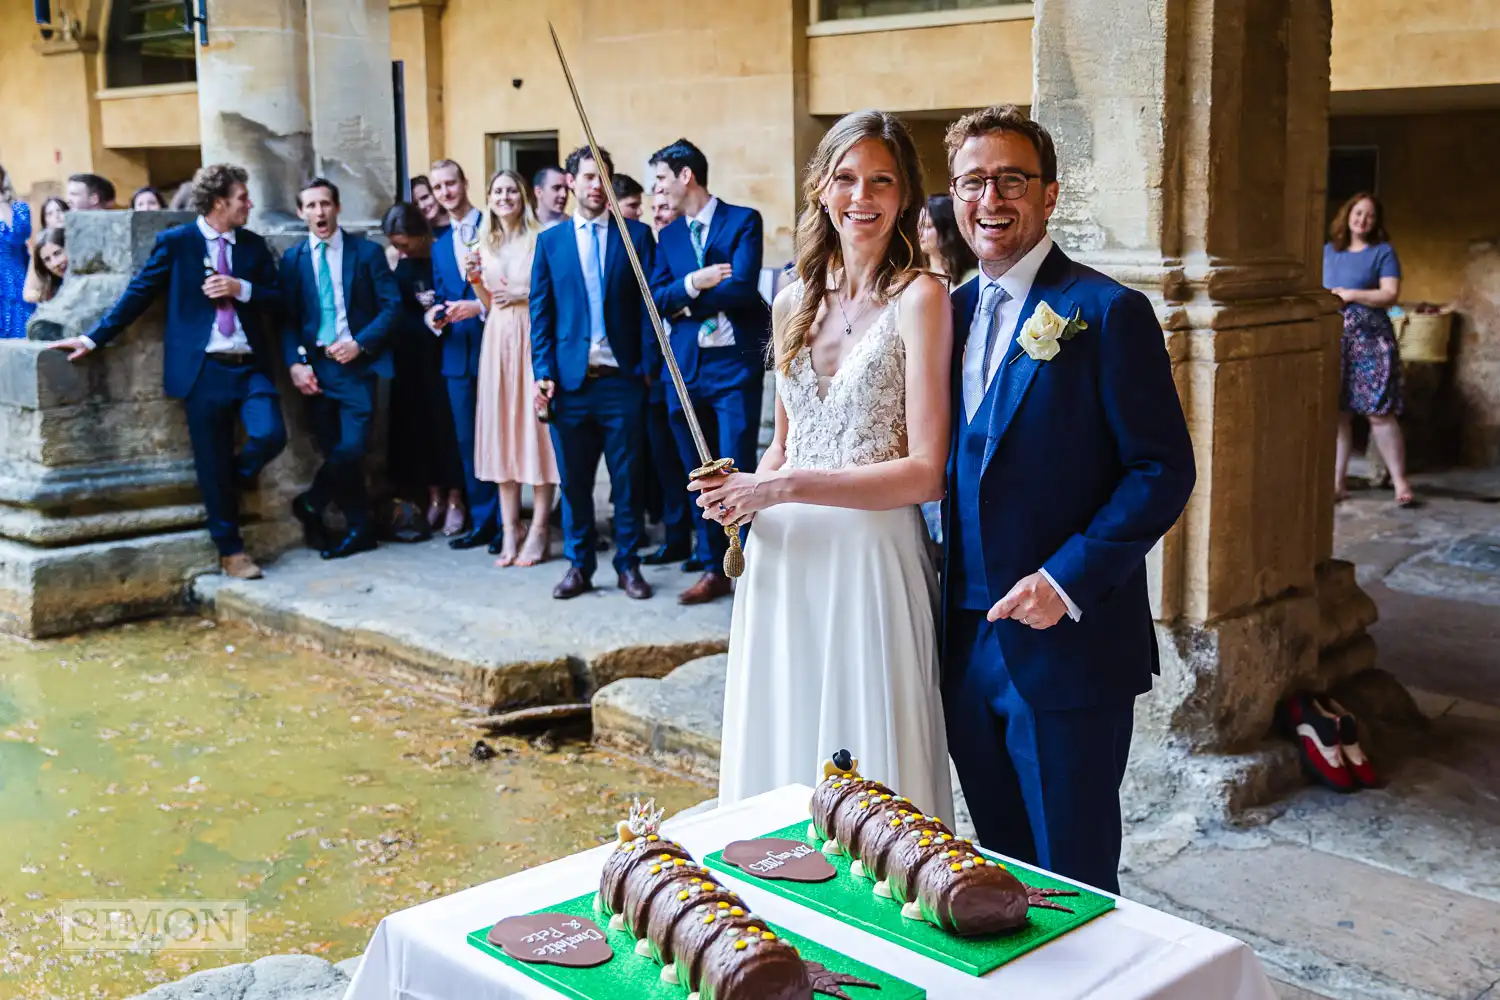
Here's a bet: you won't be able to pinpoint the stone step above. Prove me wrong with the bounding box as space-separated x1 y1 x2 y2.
127 954 348 1000
193 541 731 712
592 653 728 778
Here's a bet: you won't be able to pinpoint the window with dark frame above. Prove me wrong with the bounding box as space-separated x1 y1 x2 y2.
106 0 197 88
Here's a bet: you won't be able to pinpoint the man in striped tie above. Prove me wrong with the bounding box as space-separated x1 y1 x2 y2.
280 178 401 560
49 164 287 580
648 139 771 604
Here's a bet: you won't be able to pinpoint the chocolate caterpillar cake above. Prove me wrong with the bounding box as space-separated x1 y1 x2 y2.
596 799 812 1000
809 750 1077 936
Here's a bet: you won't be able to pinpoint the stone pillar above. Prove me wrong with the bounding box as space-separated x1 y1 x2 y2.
389 0 446 184
307 0 397 222
194 0 396 228
195 0 315 227
1032 0 1378 818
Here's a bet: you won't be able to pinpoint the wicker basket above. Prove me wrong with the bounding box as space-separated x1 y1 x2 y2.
1393 308 1453 364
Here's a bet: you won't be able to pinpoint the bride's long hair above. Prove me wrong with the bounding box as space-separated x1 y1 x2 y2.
778 110 925 374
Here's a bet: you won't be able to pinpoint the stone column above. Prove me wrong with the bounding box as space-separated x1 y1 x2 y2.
195 0 315 227
306 0 397 222
1032 0 1378 818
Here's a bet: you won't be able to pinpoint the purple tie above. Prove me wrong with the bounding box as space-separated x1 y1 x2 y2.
214 237 236 336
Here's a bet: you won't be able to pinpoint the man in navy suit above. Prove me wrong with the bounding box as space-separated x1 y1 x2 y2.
279 178 401 560
940 107 1196 895
49 163 287 580
531 145 656 602
424 159 500 552
648 139 769 604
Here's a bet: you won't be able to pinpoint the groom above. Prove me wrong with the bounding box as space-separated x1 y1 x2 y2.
940 106 1196 895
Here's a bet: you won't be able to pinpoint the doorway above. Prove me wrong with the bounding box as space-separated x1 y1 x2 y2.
488 132 560 188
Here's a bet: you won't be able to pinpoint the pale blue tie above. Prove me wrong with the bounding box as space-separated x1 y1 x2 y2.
583 220 607 351
964 282 1009 421
688 219 718 341
315 241 337 346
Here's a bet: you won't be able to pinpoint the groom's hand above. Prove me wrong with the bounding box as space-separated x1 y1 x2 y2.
990 573 1067 630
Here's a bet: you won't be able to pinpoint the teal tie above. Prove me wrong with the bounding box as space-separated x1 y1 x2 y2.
688 219 718 341
315 241 337 347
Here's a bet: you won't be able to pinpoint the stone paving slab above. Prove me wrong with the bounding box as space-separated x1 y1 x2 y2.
193 539 731 712
1130 842 1500 1000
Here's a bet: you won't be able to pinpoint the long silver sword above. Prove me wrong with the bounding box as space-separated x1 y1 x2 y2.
548 22 745 578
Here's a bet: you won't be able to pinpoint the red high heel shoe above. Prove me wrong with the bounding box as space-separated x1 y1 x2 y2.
1318 697 1380 788
1285 695 1354 792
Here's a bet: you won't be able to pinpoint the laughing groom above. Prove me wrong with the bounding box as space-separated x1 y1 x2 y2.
940 106 1196 895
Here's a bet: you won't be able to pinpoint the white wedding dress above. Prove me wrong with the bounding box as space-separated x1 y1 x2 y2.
717 284 953 823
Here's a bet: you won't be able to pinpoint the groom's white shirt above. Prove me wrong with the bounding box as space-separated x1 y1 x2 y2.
961 232 1081 622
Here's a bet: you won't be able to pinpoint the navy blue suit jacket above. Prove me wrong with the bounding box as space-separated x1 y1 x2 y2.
530 216 657 392
941 244 1196 710
431 228 484 379
649 201 770 394
277 231 401 380
87 222 281 398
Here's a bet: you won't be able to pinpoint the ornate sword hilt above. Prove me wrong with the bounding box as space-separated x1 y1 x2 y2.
689 457 745 579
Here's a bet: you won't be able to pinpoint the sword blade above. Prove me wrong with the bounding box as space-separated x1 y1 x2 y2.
547 23 713 467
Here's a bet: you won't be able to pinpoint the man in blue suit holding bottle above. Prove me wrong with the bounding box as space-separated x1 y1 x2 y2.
648 139 770 605
940 107 1197 895
280 178 401 560
49 163 287 580
424 159 500 552
531 145 656 602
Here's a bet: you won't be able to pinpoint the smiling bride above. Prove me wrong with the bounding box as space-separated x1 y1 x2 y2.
691 110 955 819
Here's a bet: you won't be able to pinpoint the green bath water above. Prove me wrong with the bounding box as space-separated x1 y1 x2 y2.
0 618 708 998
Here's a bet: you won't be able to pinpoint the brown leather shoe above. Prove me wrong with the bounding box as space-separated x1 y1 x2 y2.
618 566 653 600
553 566 593 600
679 571 732 605
220 553 263 580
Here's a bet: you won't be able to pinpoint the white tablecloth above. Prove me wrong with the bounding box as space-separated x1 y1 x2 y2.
344 785 1275 1000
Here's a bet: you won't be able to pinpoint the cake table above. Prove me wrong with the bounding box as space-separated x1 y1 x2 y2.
343 784 1278 1000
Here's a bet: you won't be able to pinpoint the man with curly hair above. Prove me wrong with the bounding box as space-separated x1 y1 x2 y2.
49 163 288 580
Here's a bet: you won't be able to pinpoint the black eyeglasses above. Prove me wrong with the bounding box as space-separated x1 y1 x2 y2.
950 171 1041 203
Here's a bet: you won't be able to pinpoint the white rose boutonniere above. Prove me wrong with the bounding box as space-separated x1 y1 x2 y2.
1013 301 1088 364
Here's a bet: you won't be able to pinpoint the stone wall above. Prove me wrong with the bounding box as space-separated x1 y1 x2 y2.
0 211 316 637
1455 240 1500 467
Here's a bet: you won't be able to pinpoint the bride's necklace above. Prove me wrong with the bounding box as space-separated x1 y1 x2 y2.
833 284 876 338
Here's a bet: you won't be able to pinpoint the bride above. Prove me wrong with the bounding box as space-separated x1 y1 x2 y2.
692 110 955 821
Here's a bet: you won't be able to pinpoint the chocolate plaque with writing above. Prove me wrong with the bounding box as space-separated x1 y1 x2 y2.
486 912 613 968
722 837 838 882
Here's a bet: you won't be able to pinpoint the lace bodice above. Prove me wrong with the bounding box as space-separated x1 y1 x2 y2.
779 283 907 470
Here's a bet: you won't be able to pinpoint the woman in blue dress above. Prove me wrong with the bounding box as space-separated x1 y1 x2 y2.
0 163 37 340
1325 191 1413 507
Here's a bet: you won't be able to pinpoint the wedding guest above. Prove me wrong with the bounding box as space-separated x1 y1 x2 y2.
613 174 645 220
66 173 116 211
382 202 467 535
279 178 401 560
651 192 678 237
168 183 194 212
531 145 656 600
916 193 976 543
410 174 448 237
1326 191 1413 507
47 163 288 580
41 196 68 230
532 165 570 229
649 138 769 604
425 159 501 551
0 164 36 338
919 193 977 287
476 170 559 567
23 227 67 304
131 186 165 211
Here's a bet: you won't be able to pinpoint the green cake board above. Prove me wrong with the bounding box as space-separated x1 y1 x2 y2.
703 820 1115 977
467 890 925 1000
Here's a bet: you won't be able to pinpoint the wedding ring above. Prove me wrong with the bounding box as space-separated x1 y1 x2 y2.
718 502 727 513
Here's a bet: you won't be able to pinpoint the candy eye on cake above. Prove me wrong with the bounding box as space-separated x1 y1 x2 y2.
808 749 1080 936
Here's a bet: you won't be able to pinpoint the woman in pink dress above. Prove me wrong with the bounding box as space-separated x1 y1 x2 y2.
475 169 560 566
